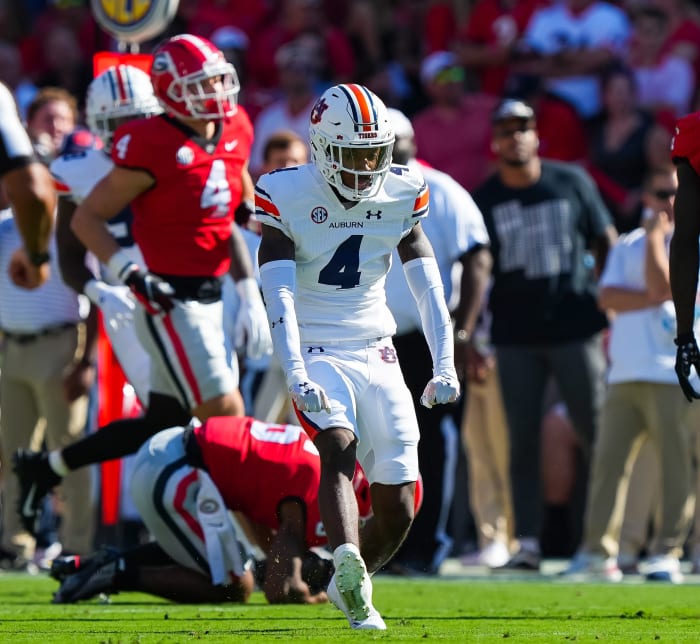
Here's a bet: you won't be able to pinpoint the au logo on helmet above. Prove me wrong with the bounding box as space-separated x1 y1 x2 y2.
91 0 180 45
310 98 329 125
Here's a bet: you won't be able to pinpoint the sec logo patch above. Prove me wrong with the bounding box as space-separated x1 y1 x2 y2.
310 206 328 224
91 0 179 44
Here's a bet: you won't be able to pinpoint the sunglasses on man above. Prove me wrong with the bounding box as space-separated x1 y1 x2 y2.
650 189 677 200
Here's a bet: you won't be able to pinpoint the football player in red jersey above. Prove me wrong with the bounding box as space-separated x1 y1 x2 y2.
12 35 271 533
50 416 423 606
670 112 700 400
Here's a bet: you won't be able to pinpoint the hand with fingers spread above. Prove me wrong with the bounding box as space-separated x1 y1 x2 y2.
674 332 700 401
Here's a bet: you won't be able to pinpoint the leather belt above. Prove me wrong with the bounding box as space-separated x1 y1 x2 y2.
182 425 207 470
2 322 77 345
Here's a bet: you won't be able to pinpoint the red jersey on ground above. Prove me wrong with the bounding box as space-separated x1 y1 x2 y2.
672 111 700 174
111 108 253 277
194 416 328 547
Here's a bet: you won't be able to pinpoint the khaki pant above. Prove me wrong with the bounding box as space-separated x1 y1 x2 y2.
461 366 513 549
618 438 658 559
583 382 692 559
0 327 95 555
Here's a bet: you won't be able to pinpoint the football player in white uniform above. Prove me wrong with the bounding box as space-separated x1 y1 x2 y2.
51 64 162 403
256 83 460 630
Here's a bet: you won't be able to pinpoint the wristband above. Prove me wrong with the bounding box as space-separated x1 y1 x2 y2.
28 250 50 267
235 276 260 301
234 199 255 226
675 332 696 346
106 250 138 283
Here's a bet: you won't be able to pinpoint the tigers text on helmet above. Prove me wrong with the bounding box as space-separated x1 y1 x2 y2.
309 84 395 201
150 34 240 120
86 65 163 151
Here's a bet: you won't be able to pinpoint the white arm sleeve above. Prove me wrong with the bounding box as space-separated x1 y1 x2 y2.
259 259 307 385
403 256 455 376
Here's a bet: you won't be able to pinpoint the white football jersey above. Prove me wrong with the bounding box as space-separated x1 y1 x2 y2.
255 163 429 343
50 147 144 282
51 147 113 205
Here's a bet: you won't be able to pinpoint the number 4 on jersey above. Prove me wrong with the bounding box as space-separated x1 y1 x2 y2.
319 235 362 289
200 159 231 215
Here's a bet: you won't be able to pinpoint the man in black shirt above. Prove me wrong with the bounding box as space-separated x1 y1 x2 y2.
465 99 617 570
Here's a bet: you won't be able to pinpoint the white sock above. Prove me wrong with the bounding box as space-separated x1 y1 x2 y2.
48 450 70 477
333 542 362 567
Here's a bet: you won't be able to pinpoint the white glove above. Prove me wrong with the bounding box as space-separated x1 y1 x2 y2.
84 279 136 332
420 371 461 409
288 375 331 413
234 278 273 360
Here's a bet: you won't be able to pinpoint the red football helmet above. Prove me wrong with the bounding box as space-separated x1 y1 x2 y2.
150 34 239 120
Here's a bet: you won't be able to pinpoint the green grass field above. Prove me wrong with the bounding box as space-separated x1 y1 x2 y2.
2 570 700 642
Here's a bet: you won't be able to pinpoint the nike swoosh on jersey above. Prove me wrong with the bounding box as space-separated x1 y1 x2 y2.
224 140 239 151
22 484 36 518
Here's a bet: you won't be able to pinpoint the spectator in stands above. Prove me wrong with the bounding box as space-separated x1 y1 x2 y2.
653 0 700 98
248 39 320 179
178 0 269 41
517 0 630 119
0 39 37 120
456 0 544 97
25 87 77 165
32 25 92 105
20 0 108 87
260 130 308 173
586 64 673 233
502 73 588 162
627 6 694 120
412 51 497 191
210 25 249 81
247 0 355 90
563 165 693 583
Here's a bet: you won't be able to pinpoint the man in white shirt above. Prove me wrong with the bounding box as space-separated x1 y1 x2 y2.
0 208 96 569
563 165 693 583
520 0 630 118
383 108 491 574
0 82 56 289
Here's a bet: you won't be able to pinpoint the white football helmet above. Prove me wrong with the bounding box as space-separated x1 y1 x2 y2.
309 84 395 201
86 64 163 151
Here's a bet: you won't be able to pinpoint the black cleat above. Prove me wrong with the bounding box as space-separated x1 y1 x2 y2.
50 547 120 583
12 449 62 536
52 548 121 603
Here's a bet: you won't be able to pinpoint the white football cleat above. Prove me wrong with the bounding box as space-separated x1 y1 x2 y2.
328 576 386 630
